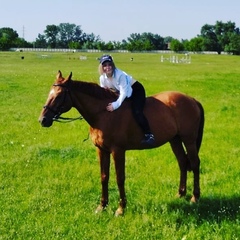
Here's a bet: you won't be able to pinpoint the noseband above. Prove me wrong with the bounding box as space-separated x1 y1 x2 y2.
43 83 83 122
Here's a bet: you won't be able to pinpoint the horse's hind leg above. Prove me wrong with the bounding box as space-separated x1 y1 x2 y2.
170 136 189 198
184 142 200 202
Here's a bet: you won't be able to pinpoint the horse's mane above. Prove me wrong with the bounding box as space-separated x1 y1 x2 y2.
71 80 118 100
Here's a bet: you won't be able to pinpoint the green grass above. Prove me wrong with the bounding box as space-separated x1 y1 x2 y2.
0 51 240 239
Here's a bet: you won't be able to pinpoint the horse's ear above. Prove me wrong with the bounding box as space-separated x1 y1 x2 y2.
65 72 72 81
68 72 72 80
57 70 62 79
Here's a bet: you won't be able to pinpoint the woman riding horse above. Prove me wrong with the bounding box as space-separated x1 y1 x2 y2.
98 55 155 146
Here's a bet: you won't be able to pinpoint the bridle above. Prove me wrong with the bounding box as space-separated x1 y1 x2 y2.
43 83 83 123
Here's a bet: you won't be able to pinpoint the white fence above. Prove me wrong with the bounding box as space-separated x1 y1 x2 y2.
11 48 230 55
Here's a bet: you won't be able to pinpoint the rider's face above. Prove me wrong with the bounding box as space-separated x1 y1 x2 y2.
102 62 113 77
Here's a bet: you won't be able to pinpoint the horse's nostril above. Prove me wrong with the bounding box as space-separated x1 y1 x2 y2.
39 116 47 126
39 116 52 127
39 117 46 124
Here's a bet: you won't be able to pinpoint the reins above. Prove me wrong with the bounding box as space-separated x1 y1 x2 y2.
53 115 84 123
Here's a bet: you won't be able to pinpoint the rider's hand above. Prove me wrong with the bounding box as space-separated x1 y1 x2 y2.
106 103 114 112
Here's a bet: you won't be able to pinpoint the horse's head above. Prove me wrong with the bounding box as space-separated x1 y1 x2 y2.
39 71 73 127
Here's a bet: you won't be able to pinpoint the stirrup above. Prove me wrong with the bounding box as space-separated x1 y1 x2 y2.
141 133 155 145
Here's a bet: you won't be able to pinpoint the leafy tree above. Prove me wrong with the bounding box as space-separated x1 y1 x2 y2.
68 41 81 49
141 32 164 50
44 25 59 48
120 40 128 50
224 33 240 55
0 28 18 41
152 33 165 49
111 41 122 50
35 34 47 48
14 38 32 48
103 41 114 51
126 32 165 51
127 33 142 51
187 37 204 52
0 37 11 50
215 21 236 48
57 23 84 48
170 39 184 52
95 41 105 50
0 27 19 50
39 23 100 49
200 24 220 53
84 33 101 49
200 21 240 54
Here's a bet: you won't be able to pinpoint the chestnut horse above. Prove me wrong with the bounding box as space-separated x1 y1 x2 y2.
39 71 204 216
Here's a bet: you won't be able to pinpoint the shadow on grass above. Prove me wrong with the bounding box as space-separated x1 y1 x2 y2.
167 195 240 224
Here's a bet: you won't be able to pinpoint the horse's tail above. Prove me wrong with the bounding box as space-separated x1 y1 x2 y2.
196 100 204 153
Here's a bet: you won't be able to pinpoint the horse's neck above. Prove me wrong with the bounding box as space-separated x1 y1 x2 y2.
70 81 111 125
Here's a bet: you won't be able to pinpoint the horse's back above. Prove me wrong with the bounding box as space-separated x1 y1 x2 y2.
146 91 202 140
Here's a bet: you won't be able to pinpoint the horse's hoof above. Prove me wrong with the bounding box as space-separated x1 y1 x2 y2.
95 205 105 214
190 196 199 203
176 193 182 198
115 207 124 217
176 192 186 198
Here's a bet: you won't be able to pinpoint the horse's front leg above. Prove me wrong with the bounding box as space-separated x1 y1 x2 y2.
95 147 110 213
112 148 127 216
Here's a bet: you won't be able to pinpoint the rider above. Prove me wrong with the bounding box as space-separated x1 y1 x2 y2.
98 55 155 146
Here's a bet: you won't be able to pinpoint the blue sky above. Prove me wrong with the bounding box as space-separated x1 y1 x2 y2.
1 0 239 42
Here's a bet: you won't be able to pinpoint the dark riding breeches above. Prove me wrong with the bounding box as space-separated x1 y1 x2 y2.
130 81 151 134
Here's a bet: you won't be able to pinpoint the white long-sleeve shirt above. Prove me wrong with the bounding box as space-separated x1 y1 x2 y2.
100 68 136 110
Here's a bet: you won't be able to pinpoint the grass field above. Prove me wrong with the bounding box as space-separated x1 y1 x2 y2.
0 51 239 239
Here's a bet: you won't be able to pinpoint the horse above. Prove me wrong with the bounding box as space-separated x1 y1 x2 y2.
39 71 204 216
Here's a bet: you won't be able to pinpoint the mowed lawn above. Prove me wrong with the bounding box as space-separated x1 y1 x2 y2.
0 51 239 239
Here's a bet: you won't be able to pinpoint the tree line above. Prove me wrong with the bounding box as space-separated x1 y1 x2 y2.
1 21 240 54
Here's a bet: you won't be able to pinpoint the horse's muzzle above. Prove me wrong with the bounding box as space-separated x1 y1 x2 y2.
39 116 53 127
